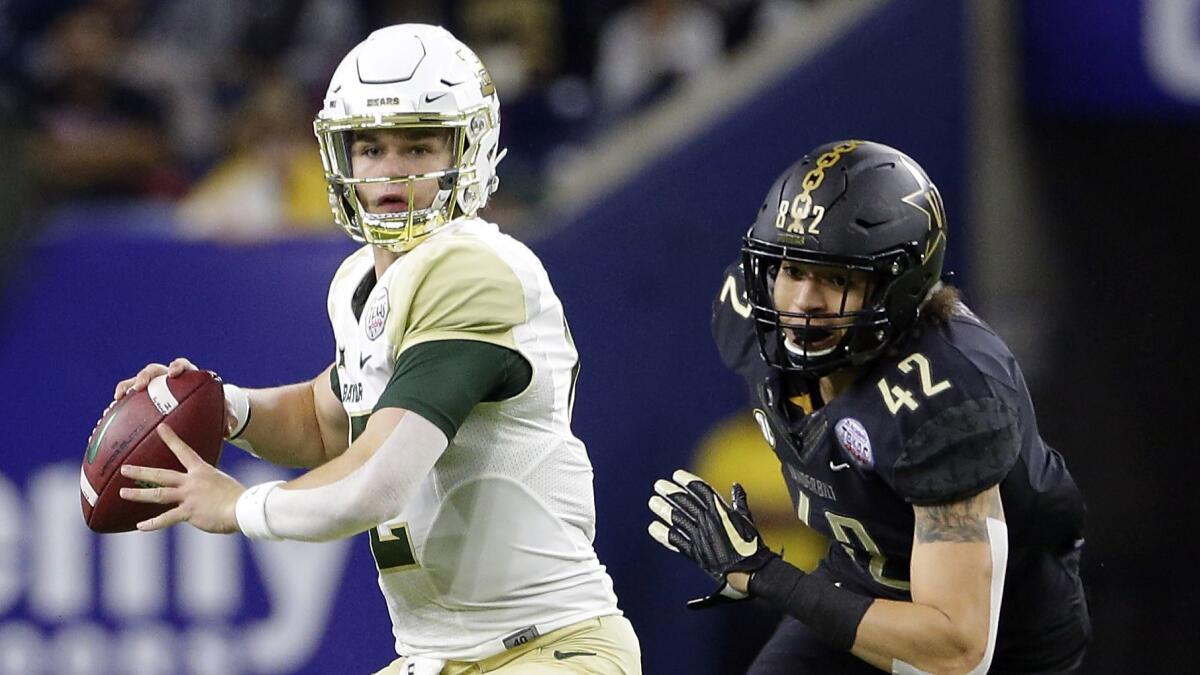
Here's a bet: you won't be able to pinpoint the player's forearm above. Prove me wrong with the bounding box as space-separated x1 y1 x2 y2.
236 409 447 542
850 599 987 674
237 383 331 468
856 489 1005 673
748 558 989 675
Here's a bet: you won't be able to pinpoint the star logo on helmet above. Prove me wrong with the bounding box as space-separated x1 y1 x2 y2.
899 157 947 261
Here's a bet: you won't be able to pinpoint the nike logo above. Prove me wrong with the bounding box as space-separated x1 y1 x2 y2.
829 461 850 471
359 354 372 368
714 494 759 556
424 92 448 103
553 651 596 660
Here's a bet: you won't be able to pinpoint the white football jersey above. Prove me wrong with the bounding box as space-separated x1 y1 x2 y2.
326 218 621 661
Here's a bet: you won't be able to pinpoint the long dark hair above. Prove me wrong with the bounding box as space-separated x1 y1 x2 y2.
920 284 963 326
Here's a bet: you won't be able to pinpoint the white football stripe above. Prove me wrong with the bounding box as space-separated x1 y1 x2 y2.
80 466 99 507
147 375 179 415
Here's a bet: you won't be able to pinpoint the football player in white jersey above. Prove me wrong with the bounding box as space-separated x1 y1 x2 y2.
113 24 641 674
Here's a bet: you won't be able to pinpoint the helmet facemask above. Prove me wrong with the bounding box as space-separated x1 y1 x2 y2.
314 25 506 251
739 139 949 378
315 109 496 252
742 238 919 377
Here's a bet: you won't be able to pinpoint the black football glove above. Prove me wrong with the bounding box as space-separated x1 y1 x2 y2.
647 469 779 609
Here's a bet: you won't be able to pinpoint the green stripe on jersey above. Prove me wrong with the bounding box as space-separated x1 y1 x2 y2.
375 340 531 440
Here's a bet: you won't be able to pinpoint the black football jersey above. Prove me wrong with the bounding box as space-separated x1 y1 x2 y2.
713 263 1089 672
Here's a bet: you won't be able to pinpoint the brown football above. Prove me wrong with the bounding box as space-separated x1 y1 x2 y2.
81 370 225 533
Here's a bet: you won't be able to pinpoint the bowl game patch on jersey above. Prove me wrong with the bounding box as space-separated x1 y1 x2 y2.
834 417 873 468
365 290 389 341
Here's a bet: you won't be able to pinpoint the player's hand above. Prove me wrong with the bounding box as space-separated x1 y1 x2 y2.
113 358 241 437
648 470 778 609
113 357 195 399
119 423 245 534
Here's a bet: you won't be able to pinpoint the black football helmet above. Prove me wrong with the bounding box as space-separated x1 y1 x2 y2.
741 140 947 376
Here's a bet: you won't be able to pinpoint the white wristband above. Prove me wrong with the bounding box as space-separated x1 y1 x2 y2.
223 383 251 438
235 480 285 540
223 383 260 457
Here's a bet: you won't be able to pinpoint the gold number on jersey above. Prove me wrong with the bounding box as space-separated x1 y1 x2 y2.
720 275 752 318
824 512 910 590
369 523 420 573
899 353 952 396
791 487 908 589
877 379 920 414
795 489 811 526
876 352 952 415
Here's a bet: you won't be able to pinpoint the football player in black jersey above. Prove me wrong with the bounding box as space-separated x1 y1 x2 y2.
647 140 1090 673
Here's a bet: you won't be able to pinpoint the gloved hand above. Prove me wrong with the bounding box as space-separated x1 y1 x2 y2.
647 469 778 609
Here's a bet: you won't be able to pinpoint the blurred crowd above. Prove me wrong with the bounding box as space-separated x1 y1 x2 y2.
0 0 821 241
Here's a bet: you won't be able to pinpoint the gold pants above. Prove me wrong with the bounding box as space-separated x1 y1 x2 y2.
375 615 642 674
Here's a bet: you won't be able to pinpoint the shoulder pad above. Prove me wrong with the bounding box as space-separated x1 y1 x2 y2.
712 260 760 379
892 397 1021 504
382 237 526 352
869 324 1024 503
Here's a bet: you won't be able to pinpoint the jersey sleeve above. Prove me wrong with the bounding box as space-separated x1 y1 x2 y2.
711 260 761 379
383 238 527 358
876 326 1024 505
375 340 532 440
890 396 1022 505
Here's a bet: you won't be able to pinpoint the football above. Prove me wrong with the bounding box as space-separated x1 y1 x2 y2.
81 370 225 533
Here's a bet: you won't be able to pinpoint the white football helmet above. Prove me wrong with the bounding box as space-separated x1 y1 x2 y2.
314 24 504 251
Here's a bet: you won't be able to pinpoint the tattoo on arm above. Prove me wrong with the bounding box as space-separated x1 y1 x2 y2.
914 487 1004 544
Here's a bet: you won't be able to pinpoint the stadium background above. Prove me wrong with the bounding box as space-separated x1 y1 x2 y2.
0 0 1193 672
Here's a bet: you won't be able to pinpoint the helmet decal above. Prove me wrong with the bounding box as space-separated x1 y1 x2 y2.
774 140 863 243
898 156 948 263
